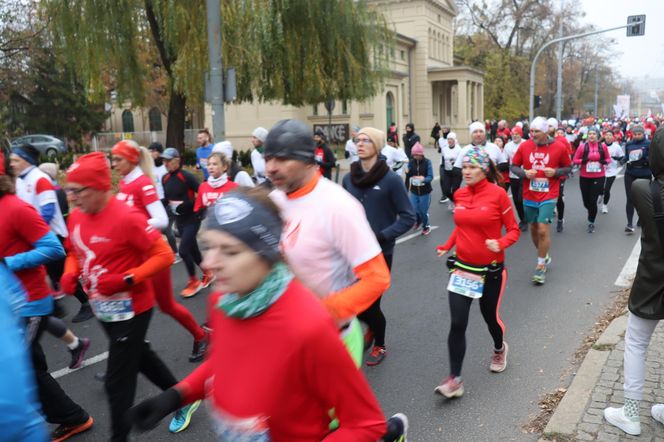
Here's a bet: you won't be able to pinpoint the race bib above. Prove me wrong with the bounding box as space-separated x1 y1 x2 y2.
90 292 134 322
168 200 183 214
529 178 550 193
447 269 485 299
211 408 271 442
629 149 643 162
199 158 208 168
411 178 423 186
585 162 602 173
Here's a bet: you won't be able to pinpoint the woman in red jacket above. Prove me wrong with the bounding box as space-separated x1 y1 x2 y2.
435 146 520 399
126 187 409 441
111 140 209 362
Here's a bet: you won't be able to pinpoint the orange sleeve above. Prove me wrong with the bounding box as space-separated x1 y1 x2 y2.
322 253 390 322
63 253 80 275
126 237 174 283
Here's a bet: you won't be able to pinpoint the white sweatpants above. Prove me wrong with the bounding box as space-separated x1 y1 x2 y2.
624 312 660 401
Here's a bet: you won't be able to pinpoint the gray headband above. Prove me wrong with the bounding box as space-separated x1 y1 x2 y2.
205 192 282 263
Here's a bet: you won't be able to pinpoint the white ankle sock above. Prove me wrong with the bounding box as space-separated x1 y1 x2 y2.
67 337 80 350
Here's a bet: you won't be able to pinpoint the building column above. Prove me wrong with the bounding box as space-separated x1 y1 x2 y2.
478 83 484 122
457 80 468 127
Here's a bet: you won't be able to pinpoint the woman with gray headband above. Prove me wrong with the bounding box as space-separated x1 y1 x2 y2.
127 187 408 441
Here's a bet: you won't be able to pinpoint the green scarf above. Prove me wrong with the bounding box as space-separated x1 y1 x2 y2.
217 262 293 319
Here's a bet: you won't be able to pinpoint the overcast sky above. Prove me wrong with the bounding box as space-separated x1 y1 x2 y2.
578 0 663 79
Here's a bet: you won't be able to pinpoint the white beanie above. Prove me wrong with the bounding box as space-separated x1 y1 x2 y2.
547 117 558 130
530 116 549 133
252 127 268 143
561 120 568 126
469 121 485 135
447 132 457 140
213 141 234 159
515 121 524 128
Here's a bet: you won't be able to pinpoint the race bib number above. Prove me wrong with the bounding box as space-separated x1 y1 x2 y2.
211 409 271 442
411 178 423 186
586 162 602 173
199 158 208 168
529 178 550 193
168 200 183 214
629 149 643 162
90 292 134 322
447 269 485 299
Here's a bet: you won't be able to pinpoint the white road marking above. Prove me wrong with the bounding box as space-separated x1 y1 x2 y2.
52 351 109 379
614 239 641 288
396 226 440 244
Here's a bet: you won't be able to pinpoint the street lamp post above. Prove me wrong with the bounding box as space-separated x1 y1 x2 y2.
206 0 225 141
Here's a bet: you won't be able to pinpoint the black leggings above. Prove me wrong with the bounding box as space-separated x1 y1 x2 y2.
603 176 616 205
177 220 202 277
509 179 525 222
556 180 566 221
440 167 462 202
358 254 392 348
579 176 605 223
447 266 506 377
625 174 650 225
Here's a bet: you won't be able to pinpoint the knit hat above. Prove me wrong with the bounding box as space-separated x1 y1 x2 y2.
547 118 558 130
631 125 645 135
411 142 425 156
213 141 234 159
469 121 485 135
66 152 111 191
111 140 140 164
512 126 523 137
264 119 315 164
447 132 457 140
252 127 268 144
38 162 58 181
357 127 385 155
462 146 491 173
205 190 282 263
530 116 549 133
12 144 40 166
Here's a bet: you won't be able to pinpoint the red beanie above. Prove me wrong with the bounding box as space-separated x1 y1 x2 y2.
111 140 140 164
66 152 111 191
512 126 523 136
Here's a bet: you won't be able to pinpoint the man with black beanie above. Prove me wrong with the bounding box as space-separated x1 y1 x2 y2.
402 123 420 159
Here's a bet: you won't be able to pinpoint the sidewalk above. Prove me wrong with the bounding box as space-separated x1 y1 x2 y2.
543 314 664 441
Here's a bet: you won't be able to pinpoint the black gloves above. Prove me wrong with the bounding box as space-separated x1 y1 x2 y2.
126 388 182 432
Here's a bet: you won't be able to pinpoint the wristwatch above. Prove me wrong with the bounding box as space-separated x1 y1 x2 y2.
123 274 135 286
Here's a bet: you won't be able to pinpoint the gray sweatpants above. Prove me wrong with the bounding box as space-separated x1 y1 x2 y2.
624 312 659 401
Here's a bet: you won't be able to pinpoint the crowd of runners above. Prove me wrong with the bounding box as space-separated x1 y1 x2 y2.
0 112 662 441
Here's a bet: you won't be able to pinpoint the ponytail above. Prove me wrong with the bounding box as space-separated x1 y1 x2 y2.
485 160 504 186
137 146 154 182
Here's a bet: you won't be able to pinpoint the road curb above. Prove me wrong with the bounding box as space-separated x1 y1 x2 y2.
542 312 629 439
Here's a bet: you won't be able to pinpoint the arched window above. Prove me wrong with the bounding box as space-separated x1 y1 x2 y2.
148 107 162 132
386 92 395 130
122 110 134 133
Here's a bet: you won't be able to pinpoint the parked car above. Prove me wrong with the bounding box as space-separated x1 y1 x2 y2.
10 134 67 158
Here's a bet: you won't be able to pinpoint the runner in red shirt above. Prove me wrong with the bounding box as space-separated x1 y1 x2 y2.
435 146 519 398
193 152 238 214
111 140 208 362
62 152 200 440
511 117 572 285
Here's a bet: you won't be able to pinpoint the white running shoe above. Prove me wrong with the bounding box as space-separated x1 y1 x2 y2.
604 406 641 436
601 204 608 214
652 404 664 426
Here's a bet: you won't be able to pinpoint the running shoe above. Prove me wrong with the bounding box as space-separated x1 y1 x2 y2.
439 197 449 204
601 204 608 214
173 254 183 264
366 346 386 366
651 404 664 426
386 413 409 442
532 266 546 285
587 223 595 234
518 221 528 232
556 219 564 233
604 406 640 436
51 416 94 442
625 224 635 234
200 270 215 289
169 400 201 433
181 277 203 298
68 337 90 369
544 254 552 266
448 202 455 212
434 376 464 398
189 333 209 363
71 302 94 323
421 226 431 236
489 342 508 373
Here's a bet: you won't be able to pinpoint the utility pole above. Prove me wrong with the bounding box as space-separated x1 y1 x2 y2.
594 67 599 116
555 0 564 121
206 0 225 141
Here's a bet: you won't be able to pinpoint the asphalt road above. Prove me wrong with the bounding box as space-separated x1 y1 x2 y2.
43 166 640 441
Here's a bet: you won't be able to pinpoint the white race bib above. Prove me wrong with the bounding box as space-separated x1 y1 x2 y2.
586 162 602 173
211 408 271 442
411 178 424 186
168 200 183 214
529 178 550 193
629 149 643 162
447 269 485 299
90 292 134 322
